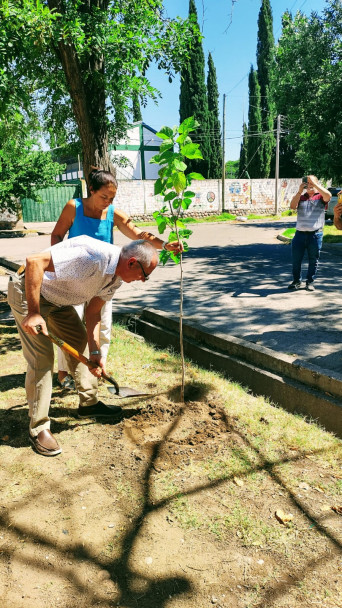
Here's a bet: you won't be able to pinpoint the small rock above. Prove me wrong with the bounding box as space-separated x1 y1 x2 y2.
211 596 218 604
98 570 111 580
108 524 115 528
145 556 153 565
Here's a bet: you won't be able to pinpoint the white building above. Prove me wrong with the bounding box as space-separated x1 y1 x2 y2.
110 121 164 180
56 121 164 182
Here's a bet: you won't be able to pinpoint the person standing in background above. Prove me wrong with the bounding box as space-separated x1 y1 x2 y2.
51 168 182 388
288 175 331 292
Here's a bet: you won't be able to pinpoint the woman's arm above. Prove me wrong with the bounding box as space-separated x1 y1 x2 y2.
51 199 77 246
114 208 184 253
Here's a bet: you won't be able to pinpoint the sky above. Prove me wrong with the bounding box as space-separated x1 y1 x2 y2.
142 0 329 161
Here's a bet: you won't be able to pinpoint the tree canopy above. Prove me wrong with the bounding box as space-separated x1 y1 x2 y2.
0 0 198 188
179 0 209 177
274 2 342 181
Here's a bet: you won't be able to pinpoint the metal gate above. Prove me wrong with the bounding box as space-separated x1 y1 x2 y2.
21 182 82 223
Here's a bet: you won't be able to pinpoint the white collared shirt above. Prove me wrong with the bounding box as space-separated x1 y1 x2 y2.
40 235 122 306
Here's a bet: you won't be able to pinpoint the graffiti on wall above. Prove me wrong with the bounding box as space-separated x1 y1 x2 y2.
114 178 301 215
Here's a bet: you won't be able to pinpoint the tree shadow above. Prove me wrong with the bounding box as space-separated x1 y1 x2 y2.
1 392 341 607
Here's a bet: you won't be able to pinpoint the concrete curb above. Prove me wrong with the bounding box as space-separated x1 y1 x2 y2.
0 257 20 273
131 308 342 439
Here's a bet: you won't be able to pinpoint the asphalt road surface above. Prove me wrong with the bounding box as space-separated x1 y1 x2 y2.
2 219 342 374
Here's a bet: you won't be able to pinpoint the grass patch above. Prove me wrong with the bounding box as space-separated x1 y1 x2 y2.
282 223 342 242
113 209 296 229
1 320 342 607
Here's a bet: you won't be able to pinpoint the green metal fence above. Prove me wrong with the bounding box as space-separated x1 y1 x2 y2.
21 182 82 223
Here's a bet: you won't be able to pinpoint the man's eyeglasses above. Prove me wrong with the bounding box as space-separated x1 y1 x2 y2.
136 260 149 281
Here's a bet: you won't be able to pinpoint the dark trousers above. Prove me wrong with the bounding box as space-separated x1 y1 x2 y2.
291 230 323 283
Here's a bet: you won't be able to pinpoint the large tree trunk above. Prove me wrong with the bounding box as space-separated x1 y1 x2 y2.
47 0 115 191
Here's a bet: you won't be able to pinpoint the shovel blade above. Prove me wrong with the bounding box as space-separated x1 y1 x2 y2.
107 386 151 398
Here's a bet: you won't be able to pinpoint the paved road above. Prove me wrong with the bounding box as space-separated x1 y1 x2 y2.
2 219 342 374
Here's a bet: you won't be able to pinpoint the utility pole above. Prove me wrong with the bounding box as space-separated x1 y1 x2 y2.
275 114 281 215
221 93 226 213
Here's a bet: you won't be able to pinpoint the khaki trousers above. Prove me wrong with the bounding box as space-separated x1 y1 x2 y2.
7 274 98 436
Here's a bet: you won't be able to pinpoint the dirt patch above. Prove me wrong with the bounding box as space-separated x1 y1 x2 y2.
0 327 342 608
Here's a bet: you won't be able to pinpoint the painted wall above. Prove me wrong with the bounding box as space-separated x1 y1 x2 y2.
5 177 302 225
114 178 301 216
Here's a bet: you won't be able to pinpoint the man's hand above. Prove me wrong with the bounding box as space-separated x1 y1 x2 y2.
88 353 106 377
298 182 307 194
22 314 47 335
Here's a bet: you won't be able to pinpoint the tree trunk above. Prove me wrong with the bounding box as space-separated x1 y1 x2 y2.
47 0 115 191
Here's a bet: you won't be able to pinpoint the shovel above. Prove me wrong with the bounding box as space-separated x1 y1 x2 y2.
36 326 151 398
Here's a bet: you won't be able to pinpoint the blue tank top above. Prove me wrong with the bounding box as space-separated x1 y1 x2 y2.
68 198 114 244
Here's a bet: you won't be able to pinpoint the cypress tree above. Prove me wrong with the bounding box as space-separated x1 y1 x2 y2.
207 52 222 178
239 121 249 178
256 0 275 177
132 92 142 122
247 66 263 178
179 0 209 177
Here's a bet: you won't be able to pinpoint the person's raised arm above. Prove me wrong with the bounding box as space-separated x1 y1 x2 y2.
290 182 306 209
22 252 55 335
308 175 331 202
114 208 184 254
51 199 77 246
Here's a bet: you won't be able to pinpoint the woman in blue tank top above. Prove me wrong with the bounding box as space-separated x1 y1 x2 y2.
51 168 183 387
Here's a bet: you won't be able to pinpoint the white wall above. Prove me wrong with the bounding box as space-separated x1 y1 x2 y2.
113 178 301 216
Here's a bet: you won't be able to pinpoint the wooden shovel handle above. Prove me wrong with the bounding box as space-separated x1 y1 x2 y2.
36 326 120 394
36 325 98 369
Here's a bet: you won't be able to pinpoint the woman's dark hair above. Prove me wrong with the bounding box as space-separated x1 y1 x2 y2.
88 167 118 192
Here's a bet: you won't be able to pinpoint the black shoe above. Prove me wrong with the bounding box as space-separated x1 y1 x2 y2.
288 281 301 291
305 282 315 291
77 401 122 419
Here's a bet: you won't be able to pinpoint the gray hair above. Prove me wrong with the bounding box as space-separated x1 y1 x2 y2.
120 239 158 266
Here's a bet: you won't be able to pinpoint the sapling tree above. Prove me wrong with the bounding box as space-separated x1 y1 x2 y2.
149 116 204 402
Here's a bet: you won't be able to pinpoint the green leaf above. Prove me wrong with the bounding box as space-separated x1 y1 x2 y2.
156 126 174 140
173 158 187 171
158 150 177 164
184 190 195 197
181 143 203 159
149 154 161 164
168 231 178 241
188 172 205 180
179 116 200 134
181 197 192 209
156 218 167 234
178 229 192 239
159 250 171 266
172 172 186 194
164 191 177 201
175 219 186 228
172 198 181 209
159 140 174 153
170 252 181 264
154 178 164 195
